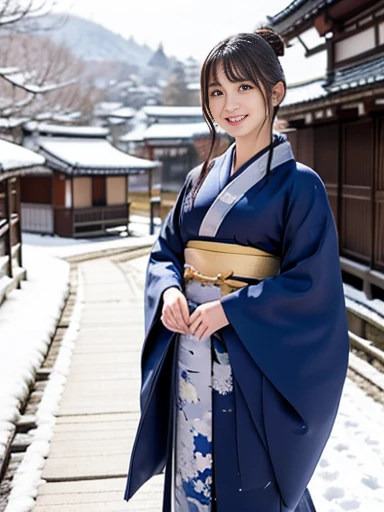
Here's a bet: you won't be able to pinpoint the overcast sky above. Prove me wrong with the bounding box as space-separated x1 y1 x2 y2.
53 0 291 61
51 0 327 85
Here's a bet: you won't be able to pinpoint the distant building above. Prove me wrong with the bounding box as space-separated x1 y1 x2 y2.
186 83 201 106
269 0 384 297
148 43 171 70
20 123 159 238
0 139 44 304
183 56 201 84
118 106 231 192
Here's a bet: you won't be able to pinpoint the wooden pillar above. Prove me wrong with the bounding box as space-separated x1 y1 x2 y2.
126 175 130 236
4 178 12 278
15 177 22 269
71 176 74 237
148 168 153 198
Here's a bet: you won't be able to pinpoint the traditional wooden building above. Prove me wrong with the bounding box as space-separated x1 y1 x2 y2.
119 106 231 192
0 139 45 304
269 0 384 298
21 123 159 238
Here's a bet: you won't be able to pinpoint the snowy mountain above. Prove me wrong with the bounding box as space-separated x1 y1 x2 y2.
14 13 157 66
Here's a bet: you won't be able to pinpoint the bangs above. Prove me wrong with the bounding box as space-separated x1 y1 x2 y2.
209 47 261 88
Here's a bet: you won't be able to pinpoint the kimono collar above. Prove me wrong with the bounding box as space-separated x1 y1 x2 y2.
199 135 294 237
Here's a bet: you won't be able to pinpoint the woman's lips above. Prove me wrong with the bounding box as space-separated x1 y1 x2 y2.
225 115 248 126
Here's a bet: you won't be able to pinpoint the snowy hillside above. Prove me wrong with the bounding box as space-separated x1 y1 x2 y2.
13 13 156 65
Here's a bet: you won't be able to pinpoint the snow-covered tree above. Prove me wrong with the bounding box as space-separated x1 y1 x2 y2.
0 1 102 131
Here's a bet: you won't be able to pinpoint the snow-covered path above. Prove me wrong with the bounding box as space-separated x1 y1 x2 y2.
1 235 384 511
308 376 384 512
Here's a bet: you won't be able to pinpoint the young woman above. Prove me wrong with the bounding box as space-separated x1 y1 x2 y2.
124 29 349 512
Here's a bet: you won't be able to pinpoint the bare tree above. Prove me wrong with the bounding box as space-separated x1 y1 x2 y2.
0 0 100 127
0 0 55 27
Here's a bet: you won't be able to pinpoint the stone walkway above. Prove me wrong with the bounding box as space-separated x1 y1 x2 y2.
32 255 163 512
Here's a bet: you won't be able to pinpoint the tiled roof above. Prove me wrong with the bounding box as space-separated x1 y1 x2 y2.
268 0 340 35
23 122 109 138
0 139 44 178
281 57 384 109
327 56 384 93
38 137 158 176
283 78 327 106
119 122 226 144
142 106 203 118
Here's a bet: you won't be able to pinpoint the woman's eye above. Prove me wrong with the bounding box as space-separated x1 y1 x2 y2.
210 85 252 96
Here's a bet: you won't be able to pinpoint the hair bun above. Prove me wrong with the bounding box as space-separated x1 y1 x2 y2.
255 28 285 57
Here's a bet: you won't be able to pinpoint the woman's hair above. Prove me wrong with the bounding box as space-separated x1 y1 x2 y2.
191 28 286 204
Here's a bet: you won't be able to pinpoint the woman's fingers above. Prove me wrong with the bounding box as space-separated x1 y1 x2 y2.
162 300 189 334
195 324 209 341
161 314 185 334
173 300 190 333
179 296 190 326
162 289 192 334
189 315 201 335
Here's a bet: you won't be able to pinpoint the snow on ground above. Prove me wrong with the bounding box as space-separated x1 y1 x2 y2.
309 378 384 512
0 246 69 467
344 283 384 328
2 227 384 511
4 266 84 512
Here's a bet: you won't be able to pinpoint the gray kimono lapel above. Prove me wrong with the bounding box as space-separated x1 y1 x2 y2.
198 141 294 238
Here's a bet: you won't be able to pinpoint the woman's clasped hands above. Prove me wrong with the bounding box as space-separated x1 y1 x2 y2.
161 287 229 341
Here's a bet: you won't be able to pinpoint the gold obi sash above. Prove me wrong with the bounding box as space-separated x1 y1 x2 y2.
183 240 280 295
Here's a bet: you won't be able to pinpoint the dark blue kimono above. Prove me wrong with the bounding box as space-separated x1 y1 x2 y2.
124 135 349 511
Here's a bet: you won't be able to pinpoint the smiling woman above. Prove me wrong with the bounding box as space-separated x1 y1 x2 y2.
124 28 349 512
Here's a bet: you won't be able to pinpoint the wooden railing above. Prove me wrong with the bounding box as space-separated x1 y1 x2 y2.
52 204 130 238
0 178 23 304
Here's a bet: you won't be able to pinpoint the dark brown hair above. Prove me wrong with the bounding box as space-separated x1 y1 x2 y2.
192 28 286 204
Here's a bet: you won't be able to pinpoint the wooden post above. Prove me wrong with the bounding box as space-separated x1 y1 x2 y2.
4 178 12 278
126 175 130 236
371 116 378 272
148 167 153 198
337 120 343 253
71 176 74 237
15 177 22 269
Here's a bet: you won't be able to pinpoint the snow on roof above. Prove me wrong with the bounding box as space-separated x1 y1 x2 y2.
142 106 203 118
282 78 327 107
119 124 147 142
0 138 45 174
94 101 124 117
0 117 29 129
38 137 158 175
109 106 137 119
187 83 200 91
119 121 226 143
23 122 109 138
144 122 210 140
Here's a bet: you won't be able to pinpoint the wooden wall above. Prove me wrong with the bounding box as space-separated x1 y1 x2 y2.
20 176 52 204
287 117 383 272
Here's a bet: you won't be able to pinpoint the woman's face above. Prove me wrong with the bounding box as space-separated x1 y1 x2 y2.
207 62 271 140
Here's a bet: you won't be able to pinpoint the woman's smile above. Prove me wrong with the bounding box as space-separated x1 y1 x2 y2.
225 114 248 126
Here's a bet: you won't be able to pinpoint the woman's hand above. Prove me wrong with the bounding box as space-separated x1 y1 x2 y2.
188 300 229 341
161 287 190 334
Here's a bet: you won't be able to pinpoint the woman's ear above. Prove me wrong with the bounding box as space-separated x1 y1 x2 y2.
271 82 285 107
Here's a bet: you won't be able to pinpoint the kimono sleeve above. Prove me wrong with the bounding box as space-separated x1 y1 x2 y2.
219 165 349 509
143 175 191 336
